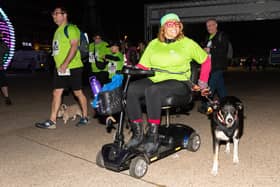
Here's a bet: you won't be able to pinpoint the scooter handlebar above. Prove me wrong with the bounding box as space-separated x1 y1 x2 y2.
191 84 211 97
122 66 155 76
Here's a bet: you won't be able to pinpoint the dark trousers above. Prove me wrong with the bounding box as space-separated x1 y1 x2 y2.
0 70 8 87
126 78 191 121
209 70 227 99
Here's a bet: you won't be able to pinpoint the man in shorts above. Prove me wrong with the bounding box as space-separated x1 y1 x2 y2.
35 6 88 129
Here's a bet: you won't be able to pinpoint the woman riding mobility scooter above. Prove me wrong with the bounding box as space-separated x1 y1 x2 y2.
94 13 211 178
93 67 204 179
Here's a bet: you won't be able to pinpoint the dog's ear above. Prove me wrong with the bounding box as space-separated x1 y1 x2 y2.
236 102 243 111
61 104 67 110
212 103 219 110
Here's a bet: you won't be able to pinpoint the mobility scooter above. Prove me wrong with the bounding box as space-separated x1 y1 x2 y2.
95 67 201 179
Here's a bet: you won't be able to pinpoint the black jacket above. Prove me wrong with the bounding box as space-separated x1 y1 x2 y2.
204 31 230 71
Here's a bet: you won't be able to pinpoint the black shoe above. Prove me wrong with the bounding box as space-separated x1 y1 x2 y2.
5 97 12 106
144 123 159 155
198 103 213 115
197 105 207 114
35 120 56 129
126 122 144 149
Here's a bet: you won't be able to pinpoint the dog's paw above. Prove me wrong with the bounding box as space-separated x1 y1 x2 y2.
211 162 218 176
225 143 230 154
233 156 239 164
211 168 218 176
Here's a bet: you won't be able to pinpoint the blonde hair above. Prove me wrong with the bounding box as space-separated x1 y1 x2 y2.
157 22 185 42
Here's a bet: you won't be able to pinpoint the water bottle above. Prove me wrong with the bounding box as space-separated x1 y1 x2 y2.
89 76 101 97
183 136 188 148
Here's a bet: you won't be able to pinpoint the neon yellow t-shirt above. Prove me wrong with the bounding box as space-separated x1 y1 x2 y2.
139 37 207 83
52 24 83 69
88 41 110 72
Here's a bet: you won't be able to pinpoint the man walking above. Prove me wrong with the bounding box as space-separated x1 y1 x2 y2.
198 18 229 114
35 6 88 129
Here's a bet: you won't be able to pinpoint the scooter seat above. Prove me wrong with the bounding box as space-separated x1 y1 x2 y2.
161 94 192 108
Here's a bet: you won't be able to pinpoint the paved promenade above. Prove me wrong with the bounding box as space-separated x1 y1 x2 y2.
1 69 279 187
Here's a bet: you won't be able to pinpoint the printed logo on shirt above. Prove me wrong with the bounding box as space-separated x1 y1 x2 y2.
89 52 95 63
52 40 59 56
108 61 117 74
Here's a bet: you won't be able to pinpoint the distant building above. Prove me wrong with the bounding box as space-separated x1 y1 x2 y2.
269 48 280 66
10 50 50 71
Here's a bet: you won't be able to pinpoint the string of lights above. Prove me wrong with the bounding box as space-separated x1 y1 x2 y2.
0 7 16 70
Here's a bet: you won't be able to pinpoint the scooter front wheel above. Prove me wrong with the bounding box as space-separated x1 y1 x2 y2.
96 150 105 168
129 156 148 179
106 116 116 133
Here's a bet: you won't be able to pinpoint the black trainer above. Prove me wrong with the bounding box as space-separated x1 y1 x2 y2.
35 120 56 129
76 117 89 127
5 97 12 106
197 104 207 114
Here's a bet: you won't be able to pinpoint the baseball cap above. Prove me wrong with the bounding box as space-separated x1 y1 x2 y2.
160 13 180 26
107 41 121 48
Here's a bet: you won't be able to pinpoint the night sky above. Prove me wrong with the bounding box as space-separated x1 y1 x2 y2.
1 0 163 43
1 0 280 57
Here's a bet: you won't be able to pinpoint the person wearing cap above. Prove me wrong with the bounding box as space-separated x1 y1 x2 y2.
125 13 211 155
104 41 124 80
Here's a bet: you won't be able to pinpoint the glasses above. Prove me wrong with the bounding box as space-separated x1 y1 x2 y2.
51 12 65 16
164 21 180 28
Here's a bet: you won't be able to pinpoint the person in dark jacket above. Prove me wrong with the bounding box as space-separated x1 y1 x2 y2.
198 18 229 114
0 36 12 105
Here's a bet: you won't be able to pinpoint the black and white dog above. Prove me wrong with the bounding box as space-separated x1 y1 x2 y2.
208 96 244 176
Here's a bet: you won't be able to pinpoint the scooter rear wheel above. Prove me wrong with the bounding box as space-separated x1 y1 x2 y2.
129 156 148 179
186 132 201 152
96 150 105 168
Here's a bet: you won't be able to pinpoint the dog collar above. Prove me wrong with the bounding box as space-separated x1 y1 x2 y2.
216 110 239 125
214 111 240 137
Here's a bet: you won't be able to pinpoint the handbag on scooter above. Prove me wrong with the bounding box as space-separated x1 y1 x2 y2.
97 86 122 115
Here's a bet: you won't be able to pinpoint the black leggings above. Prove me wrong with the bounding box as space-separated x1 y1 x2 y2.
126 78 191 121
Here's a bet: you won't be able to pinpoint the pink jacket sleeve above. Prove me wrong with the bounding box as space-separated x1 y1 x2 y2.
199 55 211 83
